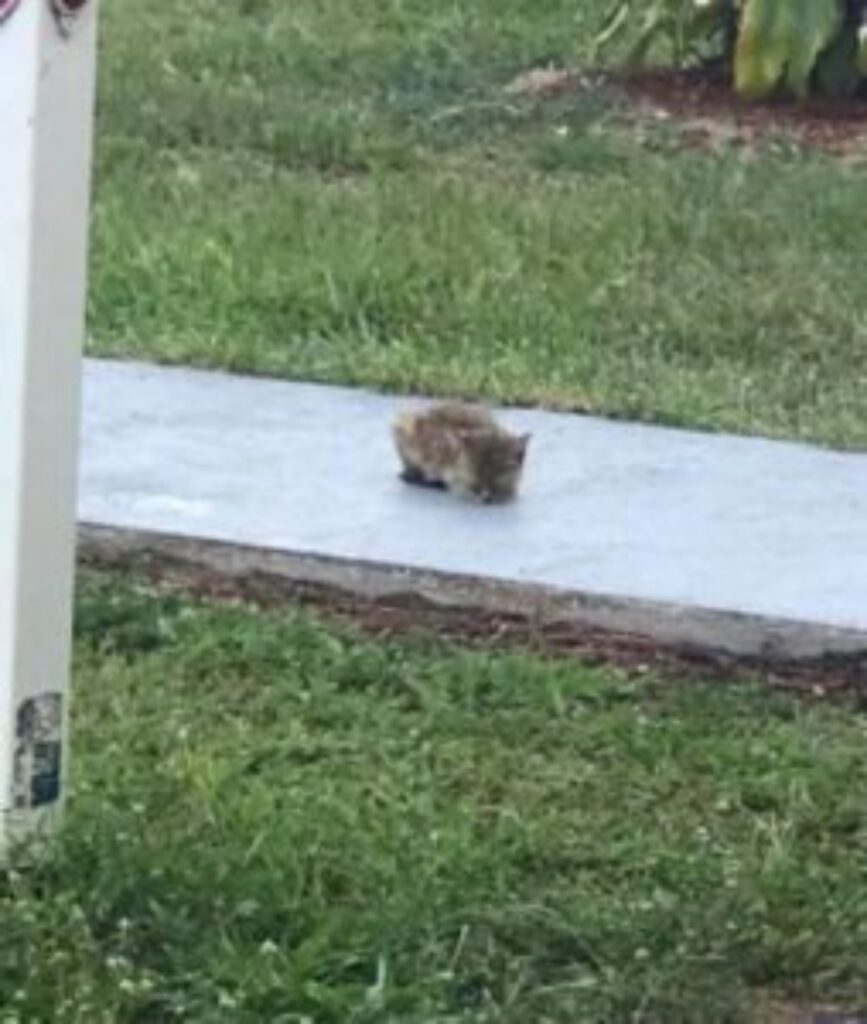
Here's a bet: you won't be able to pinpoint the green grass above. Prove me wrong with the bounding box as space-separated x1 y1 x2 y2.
89 0 867 449
2 573 867 1021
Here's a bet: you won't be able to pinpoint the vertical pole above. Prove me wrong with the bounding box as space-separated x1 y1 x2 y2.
0 0 98 852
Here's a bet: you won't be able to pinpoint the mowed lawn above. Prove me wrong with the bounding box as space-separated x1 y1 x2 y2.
90 0 866 448
0 574 865 1022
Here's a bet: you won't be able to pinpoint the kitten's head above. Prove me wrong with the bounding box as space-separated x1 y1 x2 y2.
460 430 530 503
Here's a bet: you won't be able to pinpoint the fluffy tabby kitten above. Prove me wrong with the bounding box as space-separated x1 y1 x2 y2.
393 402 530 503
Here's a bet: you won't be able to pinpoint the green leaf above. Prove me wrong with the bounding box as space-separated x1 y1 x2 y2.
592 0 632 59
626 6 670 66
735 0 844 99
813 23 859 98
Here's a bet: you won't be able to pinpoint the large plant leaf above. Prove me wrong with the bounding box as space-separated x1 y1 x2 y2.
813 22 860 97
735 0 844 98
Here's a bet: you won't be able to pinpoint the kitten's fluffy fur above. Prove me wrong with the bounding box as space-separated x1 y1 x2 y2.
393 402 530 503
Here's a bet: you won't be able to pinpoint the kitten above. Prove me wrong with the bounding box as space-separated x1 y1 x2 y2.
393 402 530 503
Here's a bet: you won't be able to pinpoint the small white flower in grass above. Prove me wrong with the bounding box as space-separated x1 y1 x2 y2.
236 898 259 918
259 939 279 956
555 125 569 138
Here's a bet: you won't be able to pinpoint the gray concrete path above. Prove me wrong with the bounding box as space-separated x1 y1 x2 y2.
79 358 867 658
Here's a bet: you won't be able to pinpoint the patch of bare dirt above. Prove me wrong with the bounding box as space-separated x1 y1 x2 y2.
504 65 584 99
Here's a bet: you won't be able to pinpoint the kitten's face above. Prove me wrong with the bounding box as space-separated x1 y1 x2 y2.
462 432 530 502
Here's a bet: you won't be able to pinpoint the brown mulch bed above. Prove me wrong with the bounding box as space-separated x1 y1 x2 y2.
620 66 867 154
505 63 867 155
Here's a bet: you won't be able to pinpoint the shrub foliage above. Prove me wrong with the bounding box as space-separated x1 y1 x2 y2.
596 0 867 98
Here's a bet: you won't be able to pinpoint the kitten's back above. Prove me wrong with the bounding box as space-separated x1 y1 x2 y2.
393 402 498 457
419 402 498 435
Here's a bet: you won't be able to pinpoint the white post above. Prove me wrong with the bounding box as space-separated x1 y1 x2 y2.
0 0 98 852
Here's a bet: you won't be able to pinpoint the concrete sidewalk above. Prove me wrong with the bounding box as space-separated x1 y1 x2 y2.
78 358 867 660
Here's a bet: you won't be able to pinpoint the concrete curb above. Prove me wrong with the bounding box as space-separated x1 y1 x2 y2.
78 523 867 666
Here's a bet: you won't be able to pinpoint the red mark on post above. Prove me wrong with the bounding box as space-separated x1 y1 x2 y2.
51 0 90 35
53 0 89 12
0 0 21 26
